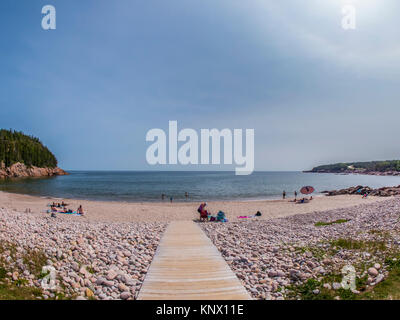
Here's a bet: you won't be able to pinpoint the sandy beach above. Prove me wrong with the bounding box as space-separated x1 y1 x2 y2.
0 191 389 223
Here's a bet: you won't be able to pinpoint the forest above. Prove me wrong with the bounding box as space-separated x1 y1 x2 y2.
310 161 400 173
0 129 57 168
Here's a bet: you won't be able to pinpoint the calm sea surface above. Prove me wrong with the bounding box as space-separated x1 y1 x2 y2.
0 171 400 202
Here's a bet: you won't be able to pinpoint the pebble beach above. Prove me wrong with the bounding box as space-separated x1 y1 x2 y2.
0 190 399 300
0 208 166 300
202 197 400 299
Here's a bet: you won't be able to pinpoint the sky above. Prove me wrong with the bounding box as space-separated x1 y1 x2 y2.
1 0 400 171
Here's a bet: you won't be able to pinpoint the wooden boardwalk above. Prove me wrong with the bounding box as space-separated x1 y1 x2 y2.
137 221 251 300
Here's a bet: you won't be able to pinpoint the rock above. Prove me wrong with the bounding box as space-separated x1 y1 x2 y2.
106 270 118 281
85 288 94 298
312 289 320 295
374 263 381 270
375 274 384 284
118 283 129 292
323 283 331 290
276 270 285 277
0 162 68 179
71 262 79 272
268 271 278 277
79 266 89 276
368 268 379 277
332 282 342 290
120 292 131 300
103 280 114 287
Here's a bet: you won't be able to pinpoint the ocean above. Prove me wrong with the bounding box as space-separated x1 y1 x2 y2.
1 171 400 202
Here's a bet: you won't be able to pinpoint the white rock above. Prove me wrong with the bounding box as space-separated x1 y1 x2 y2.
332 282 342 290
368 267 379 277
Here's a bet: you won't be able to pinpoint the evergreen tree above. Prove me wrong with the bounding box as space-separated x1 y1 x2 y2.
0 129 57 168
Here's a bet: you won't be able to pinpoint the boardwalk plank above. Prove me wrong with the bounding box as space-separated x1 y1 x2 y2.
137 221 251 300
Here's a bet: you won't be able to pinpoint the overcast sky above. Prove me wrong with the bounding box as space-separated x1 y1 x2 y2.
1 0 400 171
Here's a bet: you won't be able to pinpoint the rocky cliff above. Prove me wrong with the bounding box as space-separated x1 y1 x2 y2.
0 162 68 179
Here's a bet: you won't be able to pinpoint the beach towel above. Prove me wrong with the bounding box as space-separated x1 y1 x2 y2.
46 210 82 216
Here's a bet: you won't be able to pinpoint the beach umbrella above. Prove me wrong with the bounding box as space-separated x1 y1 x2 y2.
300 186 315 195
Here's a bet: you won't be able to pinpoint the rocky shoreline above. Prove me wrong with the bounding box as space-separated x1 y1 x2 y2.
0 162 68 179
305 169 400 176
322 185 400 197
0 208 166 300
201 197 400 300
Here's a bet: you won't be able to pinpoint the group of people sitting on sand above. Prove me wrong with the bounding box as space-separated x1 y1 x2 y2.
197 203 263 221
284 190 313 204
51 201 68 208
49 202 84 217
197 203 227 222
295 196 313 204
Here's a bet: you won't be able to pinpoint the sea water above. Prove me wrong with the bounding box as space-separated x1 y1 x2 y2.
0 171 399 202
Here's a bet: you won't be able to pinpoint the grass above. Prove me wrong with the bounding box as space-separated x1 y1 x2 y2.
22 250 48 277
0 241 74 300
287 236 400 300
315 219 350 227
288 260 400 300
287 270 370 300
86 266 95 274
368 230 392 240
330 238 387 252
0 281 43 300
0 267 6 280
362 256 400 300
294 245 337 261
0 240 47 300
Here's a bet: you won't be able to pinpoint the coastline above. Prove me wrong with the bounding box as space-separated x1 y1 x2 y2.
0 190 389 223
305 170 400 177
0 162 68 179
1 190 398 300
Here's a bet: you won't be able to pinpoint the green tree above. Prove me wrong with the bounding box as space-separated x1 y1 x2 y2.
0 129 57 168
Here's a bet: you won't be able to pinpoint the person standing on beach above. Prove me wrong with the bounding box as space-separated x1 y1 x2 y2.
185 192 189 200
170 196 173 203
294 191 297 201
283 191 286 199
161 193 165 201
